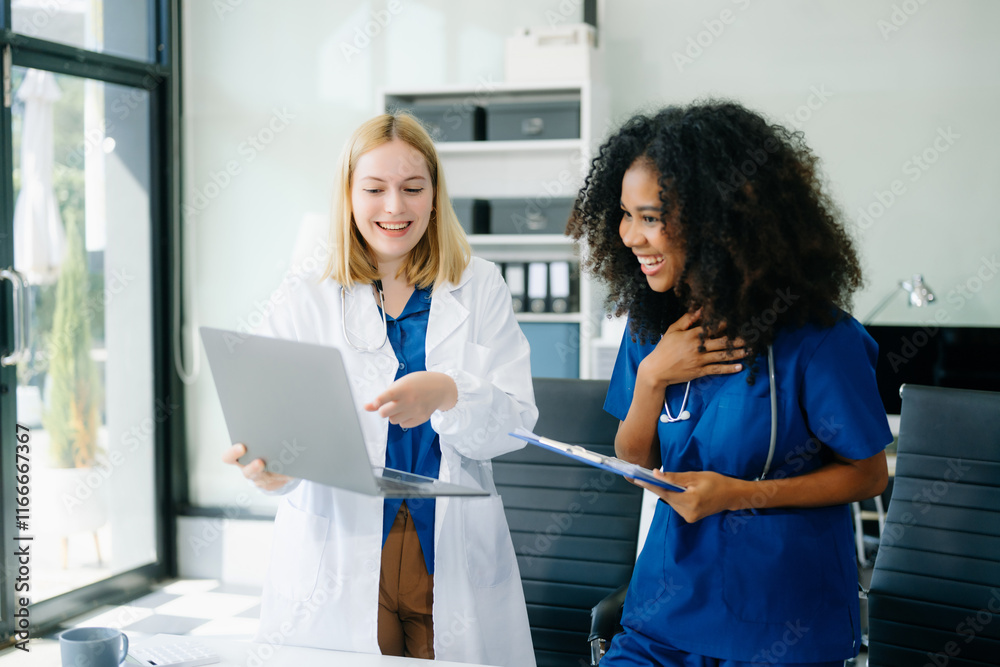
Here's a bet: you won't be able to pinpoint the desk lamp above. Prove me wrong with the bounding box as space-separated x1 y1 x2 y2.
862 274 936 325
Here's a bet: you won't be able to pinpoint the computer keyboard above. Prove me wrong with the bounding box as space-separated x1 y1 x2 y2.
379 477 429 494
128 634 220 667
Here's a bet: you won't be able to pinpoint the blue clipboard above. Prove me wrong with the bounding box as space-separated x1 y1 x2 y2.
510 428 685 493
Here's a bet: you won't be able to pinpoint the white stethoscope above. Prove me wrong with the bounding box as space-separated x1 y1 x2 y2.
342 280 389 352
661 344 778 481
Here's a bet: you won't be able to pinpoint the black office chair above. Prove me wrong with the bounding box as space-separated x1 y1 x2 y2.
867 384 1000 666
493 378 644 667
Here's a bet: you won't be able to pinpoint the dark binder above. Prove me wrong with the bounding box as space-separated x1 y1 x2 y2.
502 262 526 313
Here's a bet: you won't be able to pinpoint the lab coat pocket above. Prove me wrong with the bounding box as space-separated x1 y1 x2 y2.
460 341 493 378
721 509 828 623
462 494 515 587
268 501 329 602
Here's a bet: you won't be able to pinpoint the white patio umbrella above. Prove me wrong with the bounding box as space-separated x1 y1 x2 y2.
13 68 65 285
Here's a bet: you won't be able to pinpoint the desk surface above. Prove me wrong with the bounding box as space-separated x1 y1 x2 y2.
0 635 501 667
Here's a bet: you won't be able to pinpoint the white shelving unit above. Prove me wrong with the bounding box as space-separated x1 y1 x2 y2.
380 80 609 378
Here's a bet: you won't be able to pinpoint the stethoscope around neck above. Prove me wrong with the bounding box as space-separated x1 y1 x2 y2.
341 279 389 352
661 344 778 481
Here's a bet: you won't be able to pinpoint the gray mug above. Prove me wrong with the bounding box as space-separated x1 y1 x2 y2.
59 627 129 667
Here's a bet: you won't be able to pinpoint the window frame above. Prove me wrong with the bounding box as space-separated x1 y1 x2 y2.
0 0 184 645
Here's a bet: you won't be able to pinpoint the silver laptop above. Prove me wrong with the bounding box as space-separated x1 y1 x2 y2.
200 326 488 498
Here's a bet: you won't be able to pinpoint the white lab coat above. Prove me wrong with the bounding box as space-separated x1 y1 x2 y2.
253 257 538 667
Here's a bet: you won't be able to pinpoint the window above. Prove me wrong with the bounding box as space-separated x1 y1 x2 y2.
11 0 151 62
0 1 178 644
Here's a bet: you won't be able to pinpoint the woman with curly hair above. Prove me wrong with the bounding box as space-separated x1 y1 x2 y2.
568 101 891 666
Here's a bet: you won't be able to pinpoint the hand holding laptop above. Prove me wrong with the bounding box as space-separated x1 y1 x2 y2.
203 327 488 498
220 368 458 491
222 442 292 492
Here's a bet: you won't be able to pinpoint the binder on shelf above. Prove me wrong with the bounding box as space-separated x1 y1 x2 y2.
527 262 549 313
451 198 489 235
406 102 485 142
489 198 574 235
503 263 526 313
549 261 572 314
486 100 581 141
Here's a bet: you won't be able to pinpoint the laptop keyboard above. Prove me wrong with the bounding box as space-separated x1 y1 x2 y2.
378 478 430 494
375 472 488 497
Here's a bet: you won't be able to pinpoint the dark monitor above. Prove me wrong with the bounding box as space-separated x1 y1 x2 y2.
865 325 1000 414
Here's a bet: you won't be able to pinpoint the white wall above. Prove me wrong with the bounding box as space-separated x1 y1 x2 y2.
599 0 1000 327
183 0 999 509
182 0 583 508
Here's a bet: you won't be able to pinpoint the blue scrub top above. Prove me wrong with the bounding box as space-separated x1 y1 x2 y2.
380 286 440 575
604 313 892 663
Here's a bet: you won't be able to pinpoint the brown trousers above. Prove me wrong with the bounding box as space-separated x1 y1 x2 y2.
378 503 434 659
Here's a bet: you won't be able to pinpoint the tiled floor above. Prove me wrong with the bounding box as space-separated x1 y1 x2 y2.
52 579 262 642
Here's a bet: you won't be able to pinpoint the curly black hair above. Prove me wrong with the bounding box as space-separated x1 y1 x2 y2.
567 100 863 381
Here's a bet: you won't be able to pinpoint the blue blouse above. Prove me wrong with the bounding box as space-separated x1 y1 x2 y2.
603 313 892 663
380 286 440 575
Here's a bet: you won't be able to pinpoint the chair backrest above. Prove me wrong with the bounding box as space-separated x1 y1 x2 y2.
867 384 1000 666
494 378 644 667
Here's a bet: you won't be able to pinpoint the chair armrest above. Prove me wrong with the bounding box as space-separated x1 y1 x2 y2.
589 583 629 642
588 584 629 665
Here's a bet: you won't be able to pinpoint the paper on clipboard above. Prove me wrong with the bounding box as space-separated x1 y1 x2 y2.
510 428 685 492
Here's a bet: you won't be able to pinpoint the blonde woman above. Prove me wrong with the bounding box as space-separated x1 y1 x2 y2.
222 113 537 665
